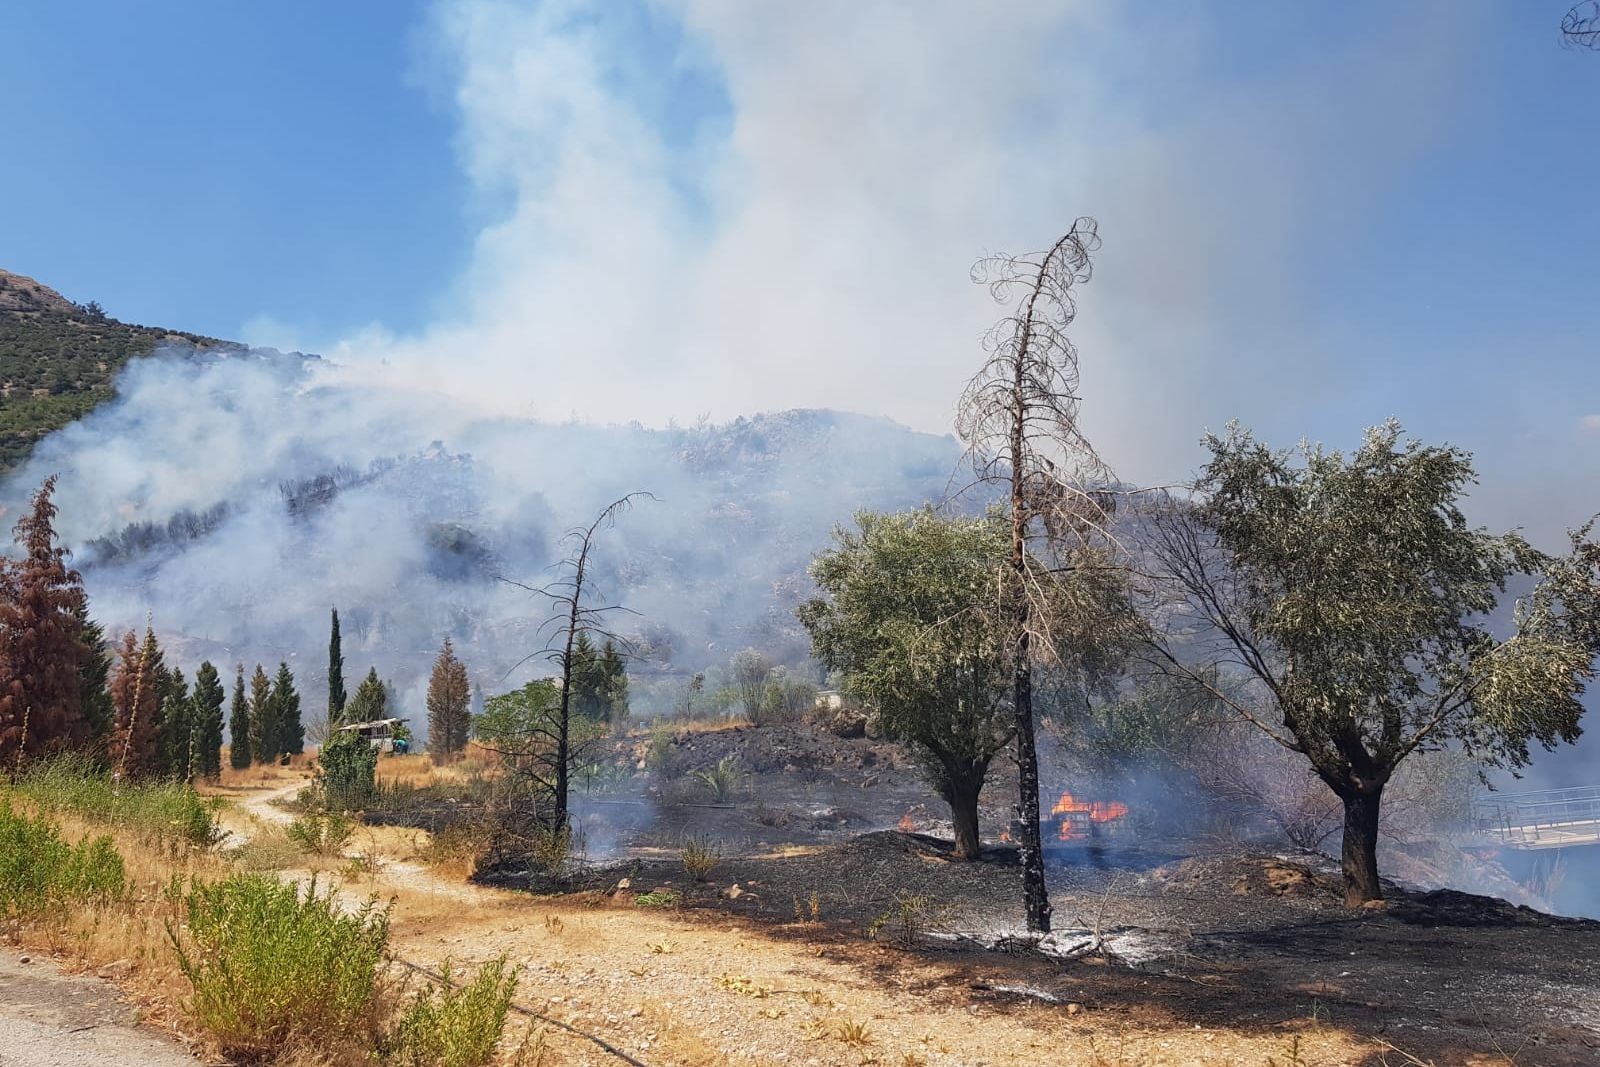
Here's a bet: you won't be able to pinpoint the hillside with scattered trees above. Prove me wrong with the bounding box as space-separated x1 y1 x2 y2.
0 268 236 475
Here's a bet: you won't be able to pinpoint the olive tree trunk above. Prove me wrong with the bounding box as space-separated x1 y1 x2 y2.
945 776 984 861
1339 785 1384 906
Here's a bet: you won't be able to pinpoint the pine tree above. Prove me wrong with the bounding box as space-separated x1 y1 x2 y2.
599 639 629 726
0 476 92 765
74 604 115 750
269 662 304 757
327 609 346 729
426 637 471 761
570 631 604 721
228 666 251 769
110 627 164 778
345 667 387 723
248 664 275 764
192 661 225 779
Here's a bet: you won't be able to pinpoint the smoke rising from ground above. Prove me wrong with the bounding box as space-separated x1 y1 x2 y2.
2 347 960 711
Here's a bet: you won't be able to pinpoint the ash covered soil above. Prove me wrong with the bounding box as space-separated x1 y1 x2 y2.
457 721 1600 1064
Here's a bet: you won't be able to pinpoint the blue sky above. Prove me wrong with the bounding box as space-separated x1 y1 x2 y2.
1 1 1596 521
0 2 470 339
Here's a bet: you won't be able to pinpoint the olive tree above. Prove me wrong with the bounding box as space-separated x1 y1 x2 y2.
1144 421 1600 904
800 508 1017 861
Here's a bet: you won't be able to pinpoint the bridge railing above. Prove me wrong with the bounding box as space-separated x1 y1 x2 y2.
1472 785 1600 847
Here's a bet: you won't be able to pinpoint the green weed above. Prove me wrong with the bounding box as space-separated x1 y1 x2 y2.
0 801 126 917
167 873 391 1059
386 957 521 1067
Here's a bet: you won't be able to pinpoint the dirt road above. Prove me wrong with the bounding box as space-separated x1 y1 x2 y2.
0 950 198 1067
211 770 1376 1066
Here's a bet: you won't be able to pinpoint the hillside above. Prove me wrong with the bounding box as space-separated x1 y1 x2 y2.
0 269 234 474
0 278 968 696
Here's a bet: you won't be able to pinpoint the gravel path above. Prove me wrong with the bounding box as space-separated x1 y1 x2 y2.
0 950 199 1067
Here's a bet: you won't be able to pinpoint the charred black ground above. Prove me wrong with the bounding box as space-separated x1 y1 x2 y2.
364 720 1600 1065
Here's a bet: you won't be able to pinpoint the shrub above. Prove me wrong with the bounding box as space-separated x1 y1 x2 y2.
0 802 126 917
528 822 574 878
316 729 378 811
286 811 354 856
634 890 679 908
693 756 745 802
386 957 520 1067
15 755 220 845
422 821 490 879
681 834 721 882
167 874 391 1058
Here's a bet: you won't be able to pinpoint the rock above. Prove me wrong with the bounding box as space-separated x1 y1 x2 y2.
97 958 135 979
17 955 30 964
726 884 744 899
1066 1002 1082 1015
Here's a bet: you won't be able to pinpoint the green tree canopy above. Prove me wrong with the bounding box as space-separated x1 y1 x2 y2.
327 609 346 728
248 664 274 764
192 661 225 779
800 508 1017 861
269 662 304 758
228 666 250 769
1146 421 1600 903
345 667 387 725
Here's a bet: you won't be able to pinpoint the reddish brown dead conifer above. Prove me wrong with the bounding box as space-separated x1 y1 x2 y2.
0 475 91 766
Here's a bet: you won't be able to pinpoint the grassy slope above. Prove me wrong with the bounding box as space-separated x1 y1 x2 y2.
0 270 235 476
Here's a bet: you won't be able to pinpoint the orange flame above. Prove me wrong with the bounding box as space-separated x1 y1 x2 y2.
897 811 915 833
999 829 1013 843
1051 791 1130 841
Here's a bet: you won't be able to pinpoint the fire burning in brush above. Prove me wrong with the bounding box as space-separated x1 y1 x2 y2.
898 810 916 833
1051 791 1130 842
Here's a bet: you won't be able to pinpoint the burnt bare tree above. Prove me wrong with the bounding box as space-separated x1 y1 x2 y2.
499 492 651 829
1563 2 1600 48
954 219 1121 933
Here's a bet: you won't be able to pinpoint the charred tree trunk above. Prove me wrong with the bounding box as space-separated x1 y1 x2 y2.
1011 353 1051 931
1013 641 1050 930
946 775 984 862
1339 784 1384 906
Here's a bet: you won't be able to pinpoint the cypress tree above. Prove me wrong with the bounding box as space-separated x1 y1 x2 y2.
156 666 192 778
193 661 225 779
248 664 275 764
0 475 91 765
270 662 304 757
327 609 346 728
75 604 115 751
228 666 251 769
426 637 470 761
110 627 164 778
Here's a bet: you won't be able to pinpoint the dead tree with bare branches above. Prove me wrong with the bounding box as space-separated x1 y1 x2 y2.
498 492 652 829
954 218 1121 933
1563 2 1600 48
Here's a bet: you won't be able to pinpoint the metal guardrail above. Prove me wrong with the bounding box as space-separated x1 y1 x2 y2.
1471 785 1600 849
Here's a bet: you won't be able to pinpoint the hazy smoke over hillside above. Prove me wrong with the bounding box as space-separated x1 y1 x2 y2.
1 347 961 704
